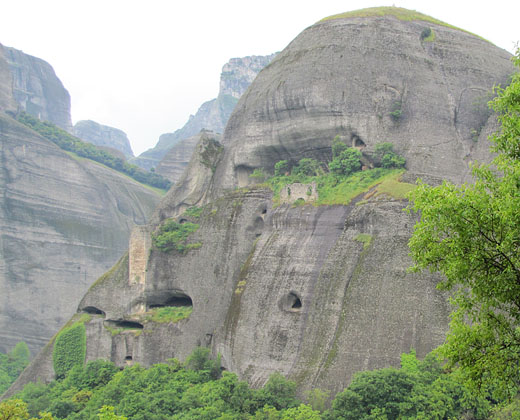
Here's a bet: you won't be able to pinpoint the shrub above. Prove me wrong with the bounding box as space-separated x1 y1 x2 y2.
332 136 349 158
274 160 290 176
374 142 406 169
329 148 362 176
292 158 321 177
152 220 200 253
53 322 86 379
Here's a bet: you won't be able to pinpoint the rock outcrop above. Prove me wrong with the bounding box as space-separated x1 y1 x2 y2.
10 8 516 397
0 114 160 356
155 130 221 183
0 44 72 132
74 120 134 159
131 54 276 170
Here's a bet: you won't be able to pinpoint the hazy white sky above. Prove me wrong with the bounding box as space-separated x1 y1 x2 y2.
1 0 518 156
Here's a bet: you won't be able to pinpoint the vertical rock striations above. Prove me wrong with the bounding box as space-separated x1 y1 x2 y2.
1 44 73 132
9 8 517 397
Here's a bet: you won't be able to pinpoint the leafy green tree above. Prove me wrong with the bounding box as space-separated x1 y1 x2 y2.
0 342 30 394
329 148 362 176
98 405 127 420
332 136 348 159
407 49 520 400
373 143 405 169
292 158 322 177
274 160 290 176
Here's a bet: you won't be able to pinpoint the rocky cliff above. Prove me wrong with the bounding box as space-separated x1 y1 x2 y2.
132 54 275 170
74 120 134 159
0 113 161 357
155 130 221 183
0 44 72 132
9 8 515 397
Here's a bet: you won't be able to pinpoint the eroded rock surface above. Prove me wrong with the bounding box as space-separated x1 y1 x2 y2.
0 114 160 356
0 44 72 132
10 9 516 397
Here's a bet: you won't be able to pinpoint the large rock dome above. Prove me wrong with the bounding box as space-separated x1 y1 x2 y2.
215 7 512 190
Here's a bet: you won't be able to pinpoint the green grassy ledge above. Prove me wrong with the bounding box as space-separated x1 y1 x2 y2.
319 7 489 42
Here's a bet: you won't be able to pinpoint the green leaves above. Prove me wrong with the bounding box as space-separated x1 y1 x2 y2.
52 322 86 380
408 48 520 399
152 220 201 253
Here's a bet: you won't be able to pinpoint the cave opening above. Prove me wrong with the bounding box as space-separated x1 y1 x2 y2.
281 292 303 312
125 356 133 361
82 306 106 316
111 320 144 329
148 292 193 309
352 134 366 148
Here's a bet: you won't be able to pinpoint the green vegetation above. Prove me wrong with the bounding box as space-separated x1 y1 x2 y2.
144 306 193 324
6 349 505 420
389 101 403 122
16 112 171 191
408 49 520 400
420 27 436 42
183 206 203 220
319 7 488 42
199 137 224 173
262 141 407 206
152 219 201 253
52 321 87 380
354 234 373 250
0 342 30 395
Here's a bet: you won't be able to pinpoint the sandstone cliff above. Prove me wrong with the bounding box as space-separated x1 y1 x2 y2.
132 54 275 170
10 8 516 397
74 120 134 159
0 44 72 132
0 114 160 357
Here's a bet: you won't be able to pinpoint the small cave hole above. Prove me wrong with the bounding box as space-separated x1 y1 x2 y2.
281 292 303 312
291 296 302 309
125 355 133 361
352 134 366 148
261 207 267 215
179 218 188 224
111 320 144 329
82 306 106 316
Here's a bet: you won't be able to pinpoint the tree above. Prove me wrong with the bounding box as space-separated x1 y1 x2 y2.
329 148 362 176
407 49 520 400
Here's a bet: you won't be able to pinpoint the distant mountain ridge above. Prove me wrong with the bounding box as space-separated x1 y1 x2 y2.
74 120 134 158
131 53 276 171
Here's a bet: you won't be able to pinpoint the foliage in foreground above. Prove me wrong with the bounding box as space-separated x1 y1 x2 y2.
4 348 500 420
16 112 171 191
408 49 520 400
0 342 30 395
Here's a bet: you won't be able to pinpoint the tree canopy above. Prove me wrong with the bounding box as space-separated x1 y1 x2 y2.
408 49 520 400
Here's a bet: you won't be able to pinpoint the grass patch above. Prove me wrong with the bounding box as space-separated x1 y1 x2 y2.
144 306 193 324
152 220 201 253
372 173 416 199
319 7 489 42
355 233 373 250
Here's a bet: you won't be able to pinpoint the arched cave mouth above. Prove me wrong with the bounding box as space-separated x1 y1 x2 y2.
147 291 193 309
125 355 133 361
280 292 303 312
81 306 106 316
106 320 144 330
352 134 366 148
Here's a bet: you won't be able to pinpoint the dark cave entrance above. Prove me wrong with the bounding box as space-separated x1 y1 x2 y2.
109 320 144 329
352 134 366 149
81 306 106 316
281 292 303 312
147 291 193 309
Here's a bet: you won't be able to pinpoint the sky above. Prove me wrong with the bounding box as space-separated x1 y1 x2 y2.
0 1 518 157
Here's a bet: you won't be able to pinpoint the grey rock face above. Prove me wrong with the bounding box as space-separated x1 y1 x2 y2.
1 44 72 132
11 10 516 396
220 54 278 99
131 54 276 170
214 16 513 191
0 46 17 115
74 120 134 158
155 130 221 183
0 114 160 356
